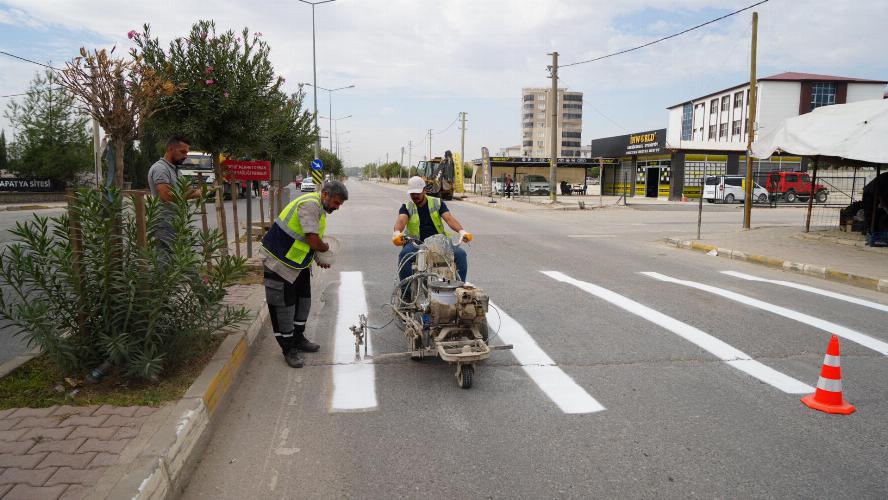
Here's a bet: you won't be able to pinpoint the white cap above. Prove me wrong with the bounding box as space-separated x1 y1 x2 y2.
407 176 426 194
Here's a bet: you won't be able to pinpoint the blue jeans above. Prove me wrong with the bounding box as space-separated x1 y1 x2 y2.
398 242 468 284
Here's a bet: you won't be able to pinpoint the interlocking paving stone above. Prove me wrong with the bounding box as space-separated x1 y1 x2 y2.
67 426 117 441
0 466 57 486
92 405 137 418
4 483 68 500
77 438 128 454
0 419 22 431
45 466 107 487
9 407 58 419
37 452 96 469
88 452 120 467
13 417 63 430
59 484 88 500
50 406 98 418
22 427 73 441
0 440 35 455
0 452 48 468
30 438 86 454
0 429 28 441
57 415 109 428
102 415 143 428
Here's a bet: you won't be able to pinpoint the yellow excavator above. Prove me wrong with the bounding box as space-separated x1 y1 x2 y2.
417 150 455 200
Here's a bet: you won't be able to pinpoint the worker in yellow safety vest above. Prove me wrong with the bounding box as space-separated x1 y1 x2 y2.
392 176 472 287
259 181 348 368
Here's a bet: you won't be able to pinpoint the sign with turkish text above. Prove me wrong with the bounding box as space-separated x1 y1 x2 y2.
481 147 492 196
222 160 271 181
453 152 464 193
0 178 59 192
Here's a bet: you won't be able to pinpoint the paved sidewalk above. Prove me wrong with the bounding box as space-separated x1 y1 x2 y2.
0 203 66 213
667 226 888 292
0 284 263 500
0 405 157 500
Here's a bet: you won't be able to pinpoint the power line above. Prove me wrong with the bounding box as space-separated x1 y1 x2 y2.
561 0 768 68
433 114 460 135
583 100 629 132
0 92 28 99
0 50 62 71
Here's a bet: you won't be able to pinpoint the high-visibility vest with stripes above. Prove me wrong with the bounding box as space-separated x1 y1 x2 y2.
405 196 448 239
260 192 326 270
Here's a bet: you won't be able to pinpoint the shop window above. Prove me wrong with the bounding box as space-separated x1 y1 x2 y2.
681 103 693 141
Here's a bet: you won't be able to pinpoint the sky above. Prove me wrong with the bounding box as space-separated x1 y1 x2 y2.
1 0 887 168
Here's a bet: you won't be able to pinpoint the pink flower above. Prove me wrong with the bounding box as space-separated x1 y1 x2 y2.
254 32 263 37
224 91 230 98
206 79 215 85
200 32 208 39
236 36 241 42
127 30 137 39
205 66 214 74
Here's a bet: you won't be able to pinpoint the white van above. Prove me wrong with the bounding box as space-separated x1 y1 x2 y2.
703 175 769 204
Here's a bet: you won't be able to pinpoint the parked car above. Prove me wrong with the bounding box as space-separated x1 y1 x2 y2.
521 175 550 195
703 175 769 204
765 171 828 203
300 178 316 192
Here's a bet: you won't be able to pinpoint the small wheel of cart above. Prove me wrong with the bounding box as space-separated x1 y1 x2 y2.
457 364 474 389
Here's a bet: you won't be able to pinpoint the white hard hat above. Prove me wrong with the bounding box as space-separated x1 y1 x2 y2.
407 176 426 194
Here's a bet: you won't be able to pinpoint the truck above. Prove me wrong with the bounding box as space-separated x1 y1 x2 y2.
417 150 455 200
765 171 828 203
179 152 247 199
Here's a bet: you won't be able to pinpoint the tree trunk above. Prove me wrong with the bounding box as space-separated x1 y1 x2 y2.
114 137 126 189
212 153 229 256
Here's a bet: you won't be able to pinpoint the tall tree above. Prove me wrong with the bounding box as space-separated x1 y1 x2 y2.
134 20 284 244
257 89 315 179
3 70 92 182
0 131 8 172
58 47 170 189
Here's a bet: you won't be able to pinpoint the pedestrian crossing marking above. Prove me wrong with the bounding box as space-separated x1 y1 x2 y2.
721 271 888 313
643 272 888 356
542 271 814 394
330 271 377 412
488 302 606 414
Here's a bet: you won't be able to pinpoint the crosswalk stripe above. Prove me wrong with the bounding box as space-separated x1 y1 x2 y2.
643 272 888 356
721 271 888 313
542 271 814 394
488 301 606 414
330 272 377 412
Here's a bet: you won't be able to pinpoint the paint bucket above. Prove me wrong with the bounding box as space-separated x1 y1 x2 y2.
315 236 340 265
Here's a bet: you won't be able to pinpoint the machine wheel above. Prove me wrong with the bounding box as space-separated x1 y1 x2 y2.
479 319 489 343
785 190 798 203
457 364 474 389
724 194 735 204
815 190 828 203
757 193 768 204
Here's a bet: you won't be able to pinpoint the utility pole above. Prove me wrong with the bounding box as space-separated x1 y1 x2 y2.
459 111 467 192
428 129 433 161
743 12 759 229
408 140 413 176
400 146 405 183
548 51 559 202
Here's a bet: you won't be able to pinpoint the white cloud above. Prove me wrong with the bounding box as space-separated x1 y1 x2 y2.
1 0 886 166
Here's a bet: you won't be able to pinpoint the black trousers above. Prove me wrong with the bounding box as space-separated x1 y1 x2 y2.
264 267 312 354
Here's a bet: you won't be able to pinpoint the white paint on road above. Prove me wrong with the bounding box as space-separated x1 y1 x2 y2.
488 301 605 414
643 272 888 356
331 271 377 412
542 271 814 394
721 271 888 313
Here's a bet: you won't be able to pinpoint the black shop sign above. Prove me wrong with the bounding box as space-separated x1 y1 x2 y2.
0 178 58 192
589 129 667 157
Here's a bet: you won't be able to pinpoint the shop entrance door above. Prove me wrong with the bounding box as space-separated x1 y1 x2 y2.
645 167 659 197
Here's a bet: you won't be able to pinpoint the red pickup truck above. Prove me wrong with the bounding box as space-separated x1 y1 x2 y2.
766 171 828 203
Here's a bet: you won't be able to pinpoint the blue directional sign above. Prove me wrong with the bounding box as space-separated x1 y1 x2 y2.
311 159 324 171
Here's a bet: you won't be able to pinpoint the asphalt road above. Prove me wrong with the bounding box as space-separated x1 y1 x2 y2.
181 180 888 499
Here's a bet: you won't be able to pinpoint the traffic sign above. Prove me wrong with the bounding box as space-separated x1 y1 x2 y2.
222 160 271 181
311 159 324 171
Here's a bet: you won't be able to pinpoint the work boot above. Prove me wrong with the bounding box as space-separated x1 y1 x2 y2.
284 348 304 368
293 332 320 352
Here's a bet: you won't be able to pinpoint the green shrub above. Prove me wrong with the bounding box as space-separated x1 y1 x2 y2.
0 179 248 381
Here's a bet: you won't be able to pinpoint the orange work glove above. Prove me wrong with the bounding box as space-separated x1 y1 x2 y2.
459 230 473 243
392 231 404 246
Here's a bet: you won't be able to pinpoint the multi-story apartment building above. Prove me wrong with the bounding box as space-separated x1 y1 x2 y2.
666 72 887 151
521 87 583 158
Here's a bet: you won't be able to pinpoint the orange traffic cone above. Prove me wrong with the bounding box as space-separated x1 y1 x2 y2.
801 335 856 415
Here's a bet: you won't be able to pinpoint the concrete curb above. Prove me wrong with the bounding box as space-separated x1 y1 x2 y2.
92 285 269 499
665 237 888 294
0 348 41 379
0 204 59 212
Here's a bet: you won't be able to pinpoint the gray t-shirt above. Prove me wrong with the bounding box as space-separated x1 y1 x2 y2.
147 158 181 242
260 196 324 283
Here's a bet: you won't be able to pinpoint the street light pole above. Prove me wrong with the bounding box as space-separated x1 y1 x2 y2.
298 0 336 159
304 83 355 154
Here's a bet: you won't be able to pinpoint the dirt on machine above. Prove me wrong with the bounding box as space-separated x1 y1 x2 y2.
417 150 456 201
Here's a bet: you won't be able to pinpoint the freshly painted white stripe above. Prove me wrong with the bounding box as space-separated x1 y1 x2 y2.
816 377 842 392
643 272 888 356
331 272 377 412
542 271 814 394
721 271 888 313
487 301 605 414
823 354 841 367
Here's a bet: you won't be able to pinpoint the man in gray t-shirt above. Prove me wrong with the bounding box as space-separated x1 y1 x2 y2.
148 134 203 252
